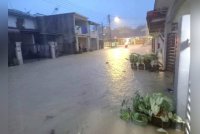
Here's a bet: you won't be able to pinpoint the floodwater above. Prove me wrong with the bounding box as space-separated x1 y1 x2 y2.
9 45 183 134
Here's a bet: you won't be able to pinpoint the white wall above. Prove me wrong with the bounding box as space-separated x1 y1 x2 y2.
8 15 17 28
8 15 37 29
191 0 200 133
174 15 190 119
163 0 190 70
23 18 37 29
174 0 190 22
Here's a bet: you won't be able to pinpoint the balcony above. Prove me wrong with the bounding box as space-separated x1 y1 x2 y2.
75 25 88 36
90 31 98 38
146 9 168 34
88 21 100 38
74 14 88 36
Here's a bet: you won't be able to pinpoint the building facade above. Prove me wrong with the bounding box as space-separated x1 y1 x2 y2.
37 13 103 54
8 9 103 66
147 0 191 133
8 9 43 66
146 0 173 70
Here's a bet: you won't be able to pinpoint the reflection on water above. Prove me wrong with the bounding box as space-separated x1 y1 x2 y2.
107 48 129 80
105 48 131 104
9 46 179 134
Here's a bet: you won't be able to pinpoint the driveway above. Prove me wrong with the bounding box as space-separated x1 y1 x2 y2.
8 45 181 134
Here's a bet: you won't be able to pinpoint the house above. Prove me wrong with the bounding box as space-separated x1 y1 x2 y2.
147 0 191 133
146 0 173 69
37 13 103 55
163 0 190 133
8 9 103 66
8 9 56 66
8 9 39 65
88 21 104 50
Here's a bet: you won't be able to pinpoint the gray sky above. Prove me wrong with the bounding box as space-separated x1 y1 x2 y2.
8 0 155 28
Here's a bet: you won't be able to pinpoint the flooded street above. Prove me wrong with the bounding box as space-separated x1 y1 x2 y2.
8 45 182 134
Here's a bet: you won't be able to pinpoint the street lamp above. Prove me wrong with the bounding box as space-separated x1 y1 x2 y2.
107 15 121 47
114 16 120 24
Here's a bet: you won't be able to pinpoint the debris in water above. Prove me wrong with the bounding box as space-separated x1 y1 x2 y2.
45 115 54 120
157 128 168 134
50 129 55 134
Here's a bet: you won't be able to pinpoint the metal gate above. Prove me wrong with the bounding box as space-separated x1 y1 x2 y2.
55 43 65 57
21 44 51 60
166 33 177 72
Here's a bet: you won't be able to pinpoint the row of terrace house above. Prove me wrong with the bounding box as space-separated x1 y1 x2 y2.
147 0 190 133
8 9 104 66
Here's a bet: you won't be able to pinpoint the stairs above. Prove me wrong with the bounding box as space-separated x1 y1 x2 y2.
166 33 177 72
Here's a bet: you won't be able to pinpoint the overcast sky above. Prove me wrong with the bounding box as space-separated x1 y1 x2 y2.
8 0 154 28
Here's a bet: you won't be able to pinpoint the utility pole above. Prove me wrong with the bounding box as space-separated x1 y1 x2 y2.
107 14 112 47
101 22 104 48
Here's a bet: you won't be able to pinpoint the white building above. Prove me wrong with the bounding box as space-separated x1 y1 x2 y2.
148 0 191 133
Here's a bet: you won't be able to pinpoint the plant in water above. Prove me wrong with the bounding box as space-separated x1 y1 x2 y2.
120 98 132 121
132 112 148 126
120 108 132 121
129 53 163 71
129 53 139 64
120 91 185 129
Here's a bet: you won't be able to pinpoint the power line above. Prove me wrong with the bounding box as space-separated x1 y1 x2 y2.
43 0 106 24
42 0 145 27
59 0 108 16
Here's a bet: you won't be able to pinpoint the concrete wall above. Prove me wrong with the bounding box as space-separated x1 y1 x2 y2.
90 38 98 50
8 15 16 27
37 14 74 35
174 15 190 120
163 0 190 70
37 14 76 54
173 0 190 22
191 1 200 133
167 0 190 121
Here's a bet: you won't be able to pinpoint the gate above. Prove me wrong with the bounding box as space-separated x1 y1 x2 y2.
166 33 177 72
55 43 65 57
21 44 51 60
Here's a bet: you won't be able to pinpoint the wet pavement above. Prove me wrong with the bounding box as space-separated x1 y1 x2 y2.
9 45 182 134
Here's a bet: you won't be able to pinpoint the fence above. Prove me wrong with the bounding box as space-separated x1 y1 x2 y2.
21 43 51 60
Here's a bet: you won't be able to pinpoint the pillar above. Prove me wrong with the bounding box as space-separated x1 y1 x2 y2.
75 36 79 52
49 42 56 59
87 37 90 51
97 38 100 50
191 1 200 133
15 42 23 65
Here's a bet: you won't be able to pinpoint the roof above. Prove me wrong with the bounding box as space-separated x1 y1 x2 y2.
154 0 173 10
72 12 88 20
88 20 99 25
8 9 34 18
36 12 88 20
8 9 90 21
